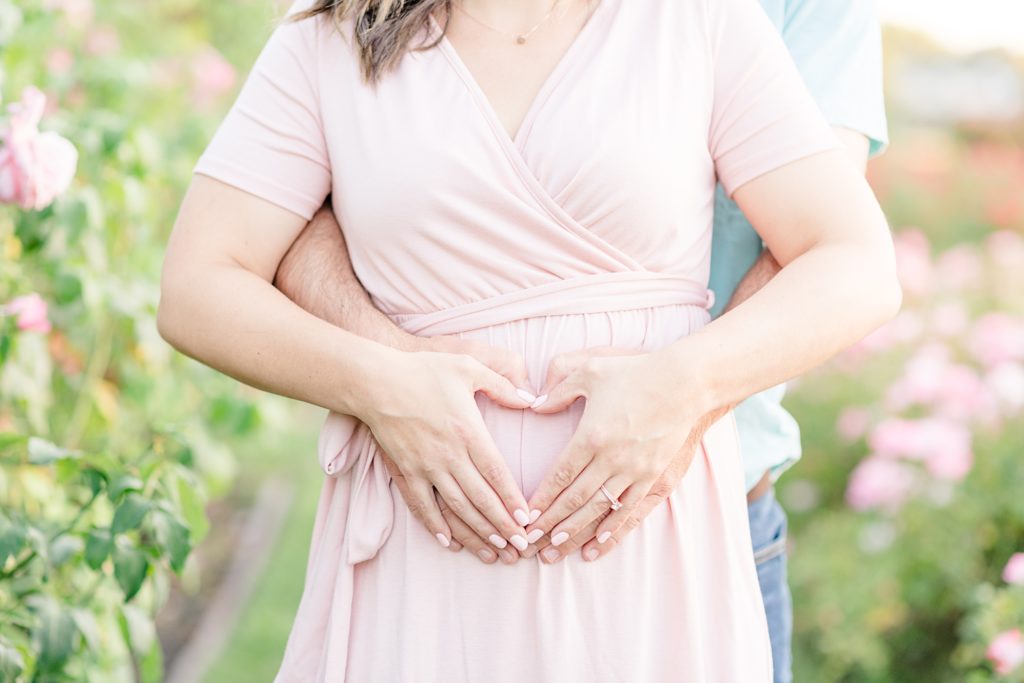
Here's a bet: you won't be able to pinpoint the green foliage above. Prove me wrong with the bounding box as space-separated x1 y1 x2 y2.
0 0 290 679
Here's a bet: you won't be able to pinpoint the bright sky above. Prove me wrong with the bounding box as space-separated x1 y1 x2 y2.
880 0 1024 55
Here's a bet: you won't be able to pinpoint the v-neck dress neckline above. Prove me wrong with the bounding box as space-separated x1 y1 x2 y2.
426 0 615 156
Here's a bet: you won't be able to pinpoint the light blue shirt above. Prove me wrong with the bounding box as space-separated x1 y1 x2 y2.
709 0 889 492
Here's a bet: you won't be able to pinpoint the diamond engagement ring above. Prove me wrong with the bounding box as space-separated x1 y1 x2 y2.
599 484 623 510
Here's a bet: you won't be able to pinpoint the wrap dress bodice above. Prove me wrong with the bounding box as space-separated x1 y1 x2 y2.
192 0 841 678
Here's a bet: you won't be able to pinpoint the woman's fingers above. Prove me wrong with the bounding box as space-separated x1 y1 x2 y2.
524 433 597 531
435 467 527 551
468 358 532 410
545 475 633 549
526 459 610 541
463 421 534 533
435 492 502 563
536 515 603 564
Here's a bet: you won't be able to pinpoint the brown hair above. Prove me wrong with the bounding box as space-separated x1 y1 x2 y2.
288 0 452 85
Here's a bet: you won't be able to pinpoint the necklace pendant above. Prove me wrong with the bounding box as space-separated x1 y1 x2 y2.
515 34 527 44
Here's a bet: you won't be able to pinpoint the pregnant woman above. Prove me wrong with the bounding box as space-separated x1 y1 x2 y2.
157 0 901 679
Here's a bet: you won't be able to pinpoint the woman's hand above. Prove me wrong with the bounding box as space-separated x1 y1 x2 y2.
358 346 536 556
381 336 533 565
522 347 709 552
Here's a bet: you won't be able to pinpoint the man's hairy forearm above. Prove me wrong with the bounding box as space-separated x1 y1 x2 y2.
721 249 781 315
273 199 423 352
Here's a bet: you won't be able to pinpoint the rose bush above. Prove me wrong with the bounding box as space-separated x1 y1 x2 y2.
785 225 1024 681
0 0 289 680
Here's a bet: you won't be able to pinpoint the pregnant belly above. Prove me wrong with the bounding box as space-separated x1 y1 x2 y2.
455 303 708 498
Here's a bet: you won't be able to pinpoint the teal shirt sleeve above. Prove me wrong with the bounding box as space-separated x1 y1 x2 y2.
782 0 889 157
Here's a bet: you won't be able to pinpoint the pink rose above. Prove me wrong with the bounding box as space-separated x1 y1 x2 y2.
191 47 237 107
969 313 1024 368
893 229 933 297
935 244 982 292
4 293 51 333
1004 553 1024 585
868 417 974 482
43 0 94 29
987 629 1024 675
845 457 916 512
0 87 78 211
836 407 871 443
986 362 1024 415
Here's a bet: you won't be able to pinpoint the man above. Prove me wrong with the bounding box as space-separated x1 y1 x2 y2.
272 1 888 680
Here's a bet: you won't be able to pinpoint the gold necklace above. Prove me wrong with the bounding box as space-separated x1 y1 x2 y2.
453 0 565 44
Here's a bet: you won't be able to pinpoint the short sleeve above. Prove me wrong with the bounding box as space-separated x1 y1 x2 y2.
782 0 889 158
192 2 331 220
707 0 843 198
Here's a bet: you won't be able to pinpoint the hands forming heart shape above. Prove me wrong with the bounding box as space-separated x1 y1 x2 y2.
361 335 723 566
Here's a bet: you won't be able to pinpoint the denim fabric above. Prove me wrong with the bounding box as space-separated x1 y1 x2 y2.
748 488 793 683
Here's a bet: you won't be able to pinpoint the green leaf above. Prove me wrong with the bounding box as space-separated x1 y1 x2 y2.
26 437 80 465
107 473 144 501
26 596 76 673
139 636 165 683
119 603 155 657
0 433 27 452
52 272 82 305
0 514 27 567
176 475 209 544
149 510 191 573
48 535 83 568
84 528 112 570
111 494 150 534
0 636 25 681
113 545 148 601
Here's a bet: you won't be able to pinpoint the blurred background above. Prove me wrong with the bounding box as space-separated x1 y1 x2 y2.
0 0 1022 681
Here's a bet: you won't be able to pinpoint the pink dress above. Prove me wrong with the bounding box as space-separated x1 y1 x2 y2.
193 0 841 679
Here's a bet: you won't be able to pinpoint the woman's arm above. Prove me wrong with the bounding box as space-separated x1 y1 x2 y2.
523 147 900 546
158 175 536 551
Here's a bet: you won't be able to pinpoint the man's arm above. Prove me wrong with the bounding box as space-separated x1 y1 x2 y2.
721 127 870 314
273 197 424 352
272 198 531 565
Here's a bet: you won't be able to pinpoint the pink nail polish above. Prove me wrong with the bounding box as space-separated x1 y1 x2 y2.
435 532 450 548
488 534 508 549
529 509 542 523
526 528 544 544
597 531 612 544
584 548 599 561
531 394 548 409
510 534 528 551
513 509 530 526
541 547 560 562
516 388 537 403
551 531 569 546
477 548 497 562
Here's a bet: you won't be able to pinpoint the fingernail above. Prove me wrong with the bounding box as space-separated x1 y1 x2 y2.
513 508 530 525
541 547 561 562
597 531 612 544
509 534 528 551
530 394 548 409
516 388 537 403
526 528 544 543
477 548 497 562
435 532 450 548
551 531 569 546
584 548 600 561
529 509 542 523
488 534 508 549
498 548 516 564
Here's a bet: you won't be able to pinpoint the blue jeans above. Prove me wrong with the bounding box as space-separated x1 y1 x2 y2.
748 487 792 683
